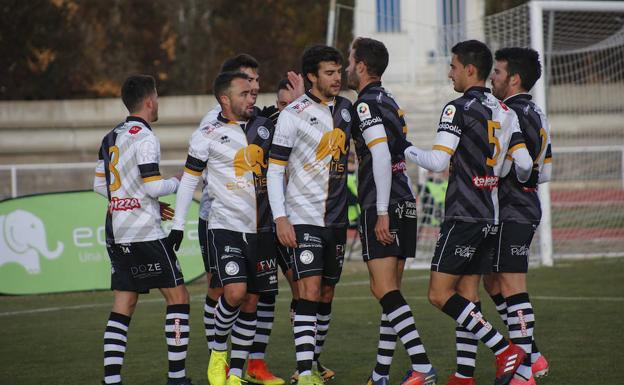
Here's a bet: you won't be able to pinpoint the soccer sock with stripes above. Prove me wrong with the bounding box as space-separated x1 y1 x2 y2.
204 295 217 350
531 340 542 364
491 293 508 326
371 312 397 381
313 301 332 365
442 294 510 355
454 301 481 378
103 312 131 385
214 296 240 352
293 299 318 376
506 293 534 380
229 311 257 378
249 293 275 360
290 298 298 325
165 304 190 380
380 290 432 373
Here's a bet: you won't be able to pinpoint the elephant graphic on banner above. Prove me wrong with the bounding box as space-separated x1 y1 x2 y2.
0 209 63 274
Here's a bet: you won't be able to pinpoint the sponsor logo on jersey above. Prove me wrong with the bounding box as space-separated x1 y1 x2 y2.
510 244 530 256
303 233 322 243
129 125 142 134
299 250 314 265
441 105 456 123
257 125 270 140
309 117 318 125
108 197 142 213
359 116 382 130
391 160 406 174
472 175 499 189
257 258 277 272
316 128 347 162
357 102 371 120
438 122 462 135
225 261 239 275
454 245 476 258
224 245 242 254
498 100 509 111
219 135 230 144
293 99 312 113
341 108 351 122
395 201 417 218
130 263 162 277
233 144 267 177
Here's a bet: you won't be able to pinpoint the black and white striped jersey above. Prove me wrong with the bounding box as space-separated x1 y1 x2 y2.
499 93 552 224
436 87 527 224
351 81 415 210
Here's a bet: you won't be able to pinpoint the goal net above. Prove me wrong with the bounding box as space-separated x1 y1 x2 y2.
411 1 624 267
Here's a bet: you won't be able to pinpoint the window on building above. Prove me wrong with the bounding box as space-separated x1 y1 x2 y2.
376 0 401 33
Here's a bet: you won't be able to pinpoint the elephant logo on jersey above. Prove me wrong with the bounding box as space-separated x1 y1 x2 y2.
234 144 267 177
0 210 63 274
316 128 347 162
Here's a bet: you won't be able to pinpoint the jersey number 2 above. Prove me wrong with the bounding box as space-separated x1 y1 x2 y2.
108 146 121 192
486 120 501 167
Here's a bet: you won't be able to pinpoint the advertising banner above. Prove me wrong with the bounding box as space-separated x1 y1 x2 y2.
0 191 204 295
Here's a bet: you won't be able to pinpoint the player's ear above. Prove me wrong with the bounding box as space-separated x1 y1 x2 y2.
510 73 522 88
356 61 366 76
306 71 317 85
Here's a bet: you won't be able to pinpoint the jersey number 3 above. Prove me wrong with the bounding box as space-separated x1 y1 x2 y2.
108 146 121 192
486 120 501 167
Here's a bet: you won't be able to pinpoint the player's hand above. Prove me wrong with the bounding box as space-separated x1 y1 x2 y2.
275 216 297 248
393 136 413 155
521 168 539 191
168 229 184 251
375 213 394 245
159 201 175 221
287 71 305 98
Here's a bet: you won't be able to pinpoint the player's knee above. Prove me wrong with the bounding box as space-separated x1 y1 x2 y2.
299 285 321 302
224 287 246 307
428 287 448 309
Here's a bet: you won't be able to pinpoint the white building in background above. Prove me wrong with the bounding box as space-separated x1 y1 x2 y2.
353 0 485 84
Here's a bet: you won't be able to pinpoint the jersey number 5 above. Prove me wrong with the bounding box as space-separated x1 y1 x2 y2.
486 120 501 167
108 146 121 192
535 127 548 166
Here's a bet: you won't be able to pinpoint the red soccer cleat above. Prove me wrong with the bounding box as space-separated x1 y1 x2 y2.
494 343 527 385
531 355 549 379
444 374 476 385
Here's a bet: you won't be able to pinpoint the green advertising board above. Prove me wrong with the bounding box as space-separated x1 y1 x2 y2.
0 191 205 295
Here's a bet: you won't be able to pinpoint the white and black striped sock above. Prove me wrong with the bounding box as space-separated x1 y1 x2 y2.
313 301 332 365
249 294 275 360
165 304 190 380
293 299 318 376
442 294 509 355
381 290 432 373
229 311 257 378
103 312 130 385
491 293 508 326
454 301 481 379
506 293 534 381
204 295 217 350
214 296 240 352
371 312 397 382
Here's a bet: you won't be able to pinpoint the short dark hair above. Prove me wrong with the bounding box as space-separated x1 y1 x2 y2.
301 45 343 78
351 37 389 77
220 53 259 72
495 47 542 91
277 78 292 93
121 75 156 113
213 71 250 101
451 40 493 81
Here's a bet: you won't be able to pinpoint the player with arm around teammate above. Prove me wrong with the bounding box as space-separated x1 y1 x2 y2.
93 75 192 385
346 37 437 385
482 47 553 385
396 40 533 385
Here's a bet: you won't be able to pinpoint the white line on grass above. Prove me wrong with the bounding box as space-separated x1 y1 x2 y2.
1 291 622 317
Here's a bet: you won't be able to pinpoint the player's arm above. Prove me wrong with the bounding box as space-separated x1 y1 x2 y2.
267 110 297 248
93 145 107 197
137 135 179 198
399 103 460 172
539 143 552 183
507 116 533 183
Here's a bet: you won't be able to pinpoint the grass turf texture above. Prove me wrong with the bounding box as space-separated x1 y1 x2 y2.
1 257 622 384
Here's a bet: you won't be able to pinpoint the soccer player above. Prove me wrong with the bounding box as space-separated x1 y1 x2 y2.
482 47 552 385
396 40 534 385
93 74 192 385
345 37 436 385
169 71 278 385
267 45 352 385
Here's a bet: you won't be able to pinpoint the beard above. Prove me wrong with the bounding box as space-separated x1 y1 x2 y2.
347 71 360 90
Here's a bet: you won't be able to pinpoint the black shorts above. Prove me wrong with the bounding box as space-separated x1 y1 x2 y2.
491 222 537 273
208 229 277 294
198 218 217 275
291 225 346 285
107 238 184 294
276 243 294 275
431 221 497 275
360 200 417 261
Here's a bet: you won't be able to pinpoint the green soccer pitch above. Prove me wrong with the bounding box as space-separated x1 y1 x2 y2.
1 257 622 384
